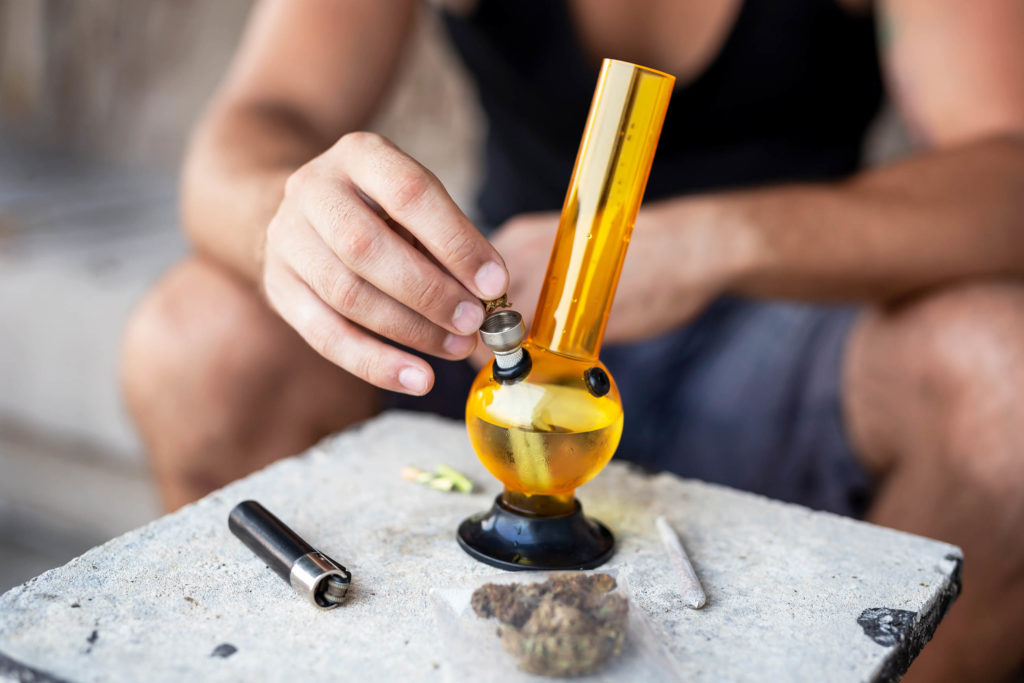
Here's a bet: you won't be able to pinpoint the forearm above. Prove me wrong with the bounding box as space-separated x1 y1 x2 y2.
667 134 1024 305
181 102 328 284
690 0 1024 305
179 0 416 285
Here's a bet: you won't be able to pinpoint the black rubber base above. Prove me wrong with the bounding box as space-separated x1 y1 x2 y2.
457 495 615 571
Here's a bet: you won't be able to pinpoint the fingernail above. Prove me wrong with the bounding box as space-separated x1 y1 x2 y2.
398 367 429 394
444 333 476 357
453 301 484 335
474 261 507 299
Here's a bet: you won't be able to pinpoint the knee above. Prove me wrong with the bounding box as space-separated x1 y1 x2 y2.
896 281 1024 399
884 281 1024 486
120 257 280 430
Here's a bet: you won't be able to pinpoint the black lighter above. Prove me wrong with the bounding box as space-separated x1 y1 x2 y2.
228 500 351 610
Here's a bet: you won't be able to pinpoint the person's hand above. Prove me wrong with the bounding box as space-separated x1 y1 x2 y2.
475 200 740 367
604 202 731 343
261 132 509 394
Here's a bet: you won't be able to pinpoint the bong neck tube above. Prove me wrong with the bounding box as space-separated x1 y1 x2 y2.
529 59 674 361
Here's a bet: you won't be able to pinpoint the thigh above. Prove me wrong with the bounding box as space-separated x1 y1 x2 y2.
125 256 381 464
843 280 1024 485
603 297 871 517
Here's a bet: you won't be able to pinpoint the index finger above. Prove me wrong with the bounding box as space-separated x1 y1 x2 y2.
336 132 508 300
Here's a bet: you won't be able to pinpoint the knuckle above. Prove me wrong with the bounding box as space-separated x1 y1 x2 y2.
326 190 365 242
337 130 380 155
337 223 379 269
380 310 431 347
284 163 314 198
408 274 448 314
303 260 331 302
437 229 477 270
310 189 352 240
388 169 434 214
348 349 380 385
330 274 365 316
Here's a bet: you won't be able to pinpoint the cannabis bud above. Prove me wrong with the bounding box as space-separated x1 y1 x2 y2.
482 294 511 315
471 573 628 676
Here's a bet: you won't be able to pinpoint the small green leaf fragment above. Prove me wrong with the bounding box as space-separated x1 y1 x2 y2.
403 464 474 493
436 464 474 493
428 477 455 491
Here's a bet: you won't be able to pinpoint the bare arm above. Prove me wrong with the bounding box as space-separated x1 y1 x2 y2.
182 0 417 282
722 0 1024 303
711 134 1024 303
181 0 509 394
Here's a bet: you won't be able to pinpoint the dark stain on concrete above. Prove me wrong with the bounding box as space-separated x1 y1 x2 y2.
858 607 916 647
210 643 237 659
866 552 963 683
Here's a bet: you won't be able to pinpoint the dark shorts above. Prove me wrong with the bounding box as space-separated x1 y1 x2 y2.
387 297 873 518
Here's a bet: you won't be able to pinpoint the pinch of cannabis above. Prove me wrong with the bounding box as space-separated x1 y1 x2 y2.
482 294 511 315
471 573 627 677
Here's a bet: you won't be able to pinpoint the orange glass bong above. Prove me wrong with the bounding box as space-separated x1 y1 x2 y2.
458 60 674 570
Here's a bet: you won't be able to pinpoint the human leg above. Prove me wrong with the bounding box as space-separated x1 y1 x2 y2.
845 281 1024 681
121 256 380 510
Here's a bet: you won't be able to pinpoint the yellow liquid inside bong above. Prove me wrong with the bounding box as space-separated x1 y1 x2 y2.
466 345 623 503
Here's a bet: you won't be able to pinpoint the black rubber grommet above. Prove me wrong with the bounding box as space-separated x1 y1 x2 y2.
492 349 532 384
584 367 610 397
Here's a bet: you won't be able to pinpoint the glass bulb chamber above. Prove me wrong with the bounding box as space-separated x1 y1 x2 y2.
466 344 622 509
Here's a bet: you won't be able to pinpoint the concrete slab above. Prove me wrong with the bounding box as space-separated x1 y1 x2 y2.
0 412 961 682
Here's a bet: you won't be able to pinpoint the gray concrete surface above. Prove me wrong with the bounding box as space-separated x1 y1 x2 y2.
0 412 961 682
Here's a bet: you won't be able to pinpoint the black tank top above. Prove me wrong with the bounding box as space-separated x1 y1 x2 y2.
441 0 884 228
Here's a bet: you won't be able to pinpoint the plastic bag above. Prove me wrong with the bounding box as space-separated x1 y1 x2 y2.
431 569 682 682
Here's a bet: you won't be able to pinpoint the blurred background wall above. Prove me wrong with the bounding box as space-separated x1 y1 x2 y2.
0 0 483 591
